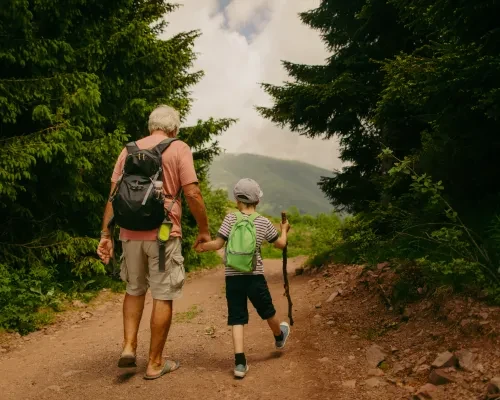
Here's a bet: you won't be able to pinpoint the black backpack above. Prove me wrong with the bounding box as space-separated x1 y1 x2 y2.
111 138 179 231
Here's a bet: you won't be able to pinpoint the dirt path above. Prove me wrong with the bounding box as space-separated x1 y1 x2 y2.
3 258 494 400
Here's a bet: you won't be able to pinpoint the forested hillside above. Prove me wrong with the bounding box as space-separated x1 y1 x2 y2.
0 1 232 332
209 153 333 216
260 0 500 301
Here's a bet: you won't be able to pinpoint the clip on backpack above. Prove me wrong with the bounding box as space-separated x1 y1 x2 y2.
111 138 179 271
225 212 259 273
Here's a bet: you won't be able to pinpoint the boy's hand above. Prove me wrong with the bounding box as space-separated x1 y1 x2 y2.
193 232 211 249
195 242 205 253
280 220 291 233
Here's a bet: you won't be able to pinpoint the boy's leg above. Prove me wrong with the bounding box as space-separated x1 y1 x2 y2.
226 276 250 377
248 275 291 349
266 314 282 336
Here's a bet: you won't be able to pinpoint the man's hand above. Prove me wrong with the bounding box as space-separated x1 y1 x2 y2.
193 232 211 249
97 238 114 265
194 242 205 253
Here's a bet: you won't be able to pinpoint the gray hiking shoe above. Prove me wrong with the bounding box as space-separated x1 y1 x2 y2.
234 364 249 378
275 322 290 350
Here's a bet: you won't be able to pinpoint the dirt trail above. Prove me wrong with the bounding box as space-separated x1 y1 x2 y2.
1 258 498 400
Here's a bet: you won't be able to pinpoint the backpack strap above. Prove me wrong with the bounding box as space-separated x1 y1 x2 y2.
248 212 260 223
125 141 140 154
154 138 179 155
234 212 243 223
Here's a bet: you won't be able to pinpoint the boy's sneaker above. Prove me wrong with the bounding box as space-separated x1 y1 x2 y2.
234 364 249 378
275 322 290 350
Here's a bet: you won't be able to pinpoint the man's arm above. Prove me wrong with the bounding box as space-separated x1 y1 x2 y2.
101 183 116 235
183 182 210 240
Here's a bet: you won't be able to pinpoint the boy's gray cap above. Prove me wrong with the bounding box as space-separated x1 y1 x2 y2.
233 178 263 204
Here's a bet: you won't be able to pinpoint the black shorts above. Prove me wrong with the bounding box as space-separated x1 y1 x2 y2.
225 274 276 325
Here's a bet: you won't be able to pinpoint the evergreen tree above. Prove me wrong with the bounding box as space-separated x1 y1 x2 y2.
0 0 233 332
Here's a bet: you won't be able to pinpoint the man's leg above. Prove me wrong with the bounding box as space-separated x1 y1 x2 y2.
146 299 174 376
144 239 184 377
122 293 146 355
119 240 148 365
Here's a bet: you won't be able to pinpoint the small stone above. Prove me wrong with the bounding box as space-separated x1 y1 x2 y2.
364 377 383 388
431 351 457 369
487 377 500 394
81 312 92 320
313 314 321 319
348 355 356 361
416 383 438 398
62 370 83 378
428 369 454 386
318 357 330 363
414 364 431 375
72 300 86 308
392 362 406 375
0 348 7 353
327 291 339 302
46 385 62 392
416 355 428 366
456 350 475 372
342 380 356 389
351 335 359 339
476 363 485 373
377 262 390 270
368 368 385 377
315 303 322 309
366 344 387 368
326 321 334 326
479 312 489 320
391 346 399 353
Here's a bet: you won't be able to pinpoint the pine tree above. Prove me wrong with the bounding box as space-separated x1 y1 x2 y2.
0 0 234 332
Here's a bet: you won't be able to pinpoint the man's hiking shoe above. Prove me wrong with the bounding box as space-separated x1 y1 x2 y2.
275 322 290 350
234 364 249 378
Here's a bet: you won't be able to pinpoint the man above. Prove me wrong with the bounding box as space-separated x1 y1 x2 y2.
97 105 211 380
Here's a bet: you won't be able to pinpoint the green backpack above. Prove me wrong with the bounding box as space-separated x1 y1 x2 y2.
225 212 259 273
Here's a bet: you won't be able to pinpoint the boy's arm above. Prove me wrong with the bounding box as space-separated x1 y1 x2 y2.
273 220 290 250
199 237 225 252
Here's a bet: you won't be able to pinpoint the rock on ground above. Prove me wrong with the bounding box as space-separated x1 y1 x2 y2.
366 344 387 368
431 351 457 369
429 369 454 386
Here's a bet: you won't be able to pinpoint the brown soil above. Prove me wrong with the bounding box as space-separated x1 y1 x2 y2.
0 258 498 400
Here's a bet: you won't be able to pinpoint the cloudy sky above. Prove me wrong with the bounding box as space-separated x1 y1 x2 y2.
164 0 342 171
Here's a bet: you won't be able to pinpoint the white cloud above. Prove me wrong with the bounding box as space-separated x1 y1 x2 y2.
164 0 342 171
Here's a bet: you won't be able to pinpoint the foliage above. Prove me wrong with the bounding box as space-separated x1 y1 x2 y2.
0 0 233 332
261 0 500 300
260 207 342 264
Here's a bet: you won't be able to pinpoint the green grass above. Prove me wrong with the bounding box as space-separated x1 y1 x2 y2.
173 305 202 323
261 211 342 265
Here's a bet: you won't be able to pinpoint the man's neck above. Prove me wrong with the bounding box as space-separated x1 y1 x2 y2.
151 130 172 137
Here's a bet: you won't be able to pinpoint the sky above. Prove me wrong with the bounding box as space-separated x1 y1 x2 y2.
163 0 342 171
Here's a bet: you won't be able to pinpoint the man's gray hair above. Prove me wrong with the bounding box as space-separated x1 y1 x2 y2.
148 105 181 136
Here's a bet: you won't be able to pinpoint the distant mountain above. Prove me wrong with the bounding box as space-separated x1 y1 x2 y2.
208 153 334 216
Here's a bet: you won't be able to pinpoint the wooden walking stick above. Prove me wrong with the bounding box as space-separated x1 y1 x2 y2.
281 211 294 326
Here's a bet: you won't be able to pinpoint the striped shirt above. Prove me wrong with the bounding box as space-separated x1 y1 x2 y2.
217 213 279 276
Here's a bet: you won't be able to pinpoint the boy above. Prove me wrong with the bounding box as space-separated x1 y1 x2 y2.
195 178 291 378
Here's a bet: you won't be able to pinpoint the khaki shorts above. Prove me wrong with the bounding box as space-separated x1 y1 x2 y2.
120 237 185 300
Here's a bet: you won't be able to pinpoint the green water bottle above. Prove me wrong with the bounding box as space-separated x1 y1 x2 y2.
158 217 172 242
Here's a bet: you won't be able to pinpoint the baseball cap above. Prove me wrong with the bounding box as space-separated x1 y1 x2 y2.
233 178 263 204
